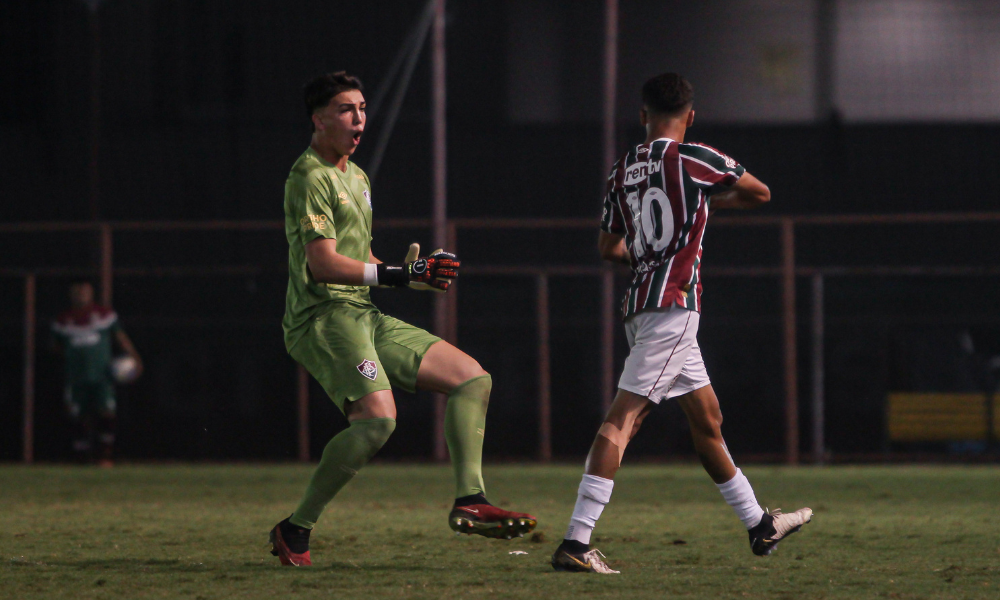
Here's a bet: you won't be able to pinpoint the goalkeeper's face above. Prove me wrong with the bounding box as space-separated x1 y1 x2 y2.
313 90 366 157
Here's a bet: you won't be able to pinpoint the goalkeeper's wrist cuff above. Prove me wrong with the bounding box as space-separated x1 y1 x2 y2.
375 263 409 287
362 263 379 286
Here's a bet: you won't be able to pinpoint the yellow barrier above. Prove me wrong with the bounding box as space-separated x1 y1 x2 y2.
887 392 995 442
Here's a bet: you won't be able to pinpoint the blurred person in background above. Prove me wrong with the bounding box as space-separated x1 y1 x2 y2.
51 281 143 467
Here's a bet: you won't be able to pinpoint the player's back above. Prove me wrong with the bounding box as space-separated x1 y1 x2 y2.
601 138 744 316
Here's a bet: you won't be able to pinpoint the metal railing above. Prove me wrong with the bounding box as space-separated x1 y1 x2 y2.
4 211 1000 464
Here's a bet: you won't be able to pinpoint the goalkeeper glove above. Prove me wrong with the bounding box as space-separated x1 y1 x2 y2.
376 243 460 292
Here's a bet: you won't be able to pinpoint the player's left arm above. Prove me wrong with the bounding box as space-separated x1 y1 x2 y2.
114 329 144 376
708 171 771 210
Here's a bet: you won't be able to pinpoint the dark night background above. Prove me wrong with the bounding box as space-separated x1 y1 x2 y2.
2 0 998 462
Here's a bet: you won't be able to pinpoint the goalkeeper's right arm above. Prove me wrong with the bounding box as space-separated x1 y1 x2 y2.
305 238 371 285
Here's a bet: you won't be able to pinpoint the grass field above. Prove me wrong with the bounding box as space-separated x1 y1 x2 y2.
1 464 998 599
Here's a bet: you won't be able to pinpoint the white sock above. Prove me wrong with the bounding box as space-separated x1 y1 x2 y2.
716 468 765 529
565 474 614 545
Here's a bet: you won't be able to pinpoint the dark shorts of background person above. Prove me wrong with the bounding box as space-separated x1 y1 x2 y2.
65 379 117 418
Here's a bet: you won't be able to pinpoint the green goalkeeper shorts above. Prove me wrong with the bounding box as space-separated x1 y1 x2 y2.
288 300 441 413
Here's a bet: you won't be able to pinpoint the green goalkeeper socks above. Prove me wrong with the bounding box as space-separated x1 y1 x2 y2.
289 417 396 529
445 375 492 498
289 375 489 527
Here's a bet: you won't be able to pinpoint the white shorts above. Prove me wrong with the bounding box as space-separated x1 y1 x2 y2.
618 306 711 404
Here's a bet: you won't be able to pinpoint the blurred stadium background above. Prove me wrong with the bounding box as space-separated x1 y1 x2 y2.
2 0 999 465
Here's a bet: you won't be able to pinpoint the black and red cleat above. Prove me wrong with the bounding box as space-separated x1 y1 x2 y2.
448 495 537 540
268 516 312 566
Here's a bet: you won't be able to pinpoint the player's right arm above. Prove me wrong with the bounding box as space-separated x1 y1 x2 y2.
305 238 368 285
290 173 458 289
598 231 629 265
598 162 631 265
305 237 459 290
287 174 366 285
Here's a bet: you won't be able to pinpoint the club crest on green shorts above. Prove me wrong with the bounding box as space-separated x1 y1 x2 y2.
357 359 378 381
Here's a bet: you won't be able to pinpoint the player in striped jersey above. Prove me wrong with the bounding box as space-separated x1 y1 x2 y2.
553 73 811 574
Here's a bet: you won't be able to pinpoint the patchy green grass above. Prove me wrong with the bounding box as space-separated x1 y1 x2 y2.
1 464 998 599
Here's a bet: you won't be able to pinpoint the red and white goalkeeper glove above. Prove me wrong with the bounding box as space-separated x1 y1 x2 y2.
376 243 460 292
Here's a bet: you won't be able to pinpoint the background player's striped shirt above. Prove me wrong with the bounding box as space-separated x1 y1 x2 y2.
601 138 745 319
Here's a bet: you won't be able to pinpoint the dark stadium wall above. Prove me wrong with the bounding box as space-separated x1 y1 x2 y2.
2 0 999 461
4 0 1000 223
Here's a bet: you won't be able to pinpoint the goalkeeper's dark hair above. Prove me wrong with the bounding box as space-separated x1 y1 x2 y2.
641 73 694 117
304 71 364 131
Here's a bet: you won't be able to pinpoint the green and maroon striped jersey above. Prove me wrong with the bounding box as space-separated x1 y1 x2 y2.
601 138 745 318
52 305 120 384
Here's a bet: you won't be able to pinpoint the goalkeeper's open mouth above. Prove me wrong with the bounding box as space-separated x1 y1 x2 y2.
352 130 363 145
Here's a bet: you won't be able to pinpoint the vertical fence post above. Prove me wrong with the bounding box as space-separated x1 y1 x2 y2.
99 223 113 306
23 274 37 464
537 274 552 462
600 268 615 414
781 219 799 465
88 4 102 220
602 0 619 176
811 273 825 464
431 0 449 463
297 365 310 462
446 221 459 344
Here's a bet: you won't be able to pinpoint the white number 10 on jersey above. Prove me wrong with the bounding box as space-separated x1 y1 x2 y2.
626 188 674 256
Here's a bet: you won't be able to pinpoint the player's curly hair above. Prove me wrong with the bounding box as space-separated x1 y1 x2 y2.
641 73 694 116
304 71 364 130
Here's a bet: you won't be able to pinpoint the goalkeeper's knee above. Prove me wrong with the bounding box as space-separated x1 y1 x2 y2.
448 374 492 408
349 417 397 451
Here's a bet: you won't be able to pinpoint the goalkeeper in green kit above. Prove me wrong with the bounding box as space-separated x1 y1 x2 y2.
269 72 536 566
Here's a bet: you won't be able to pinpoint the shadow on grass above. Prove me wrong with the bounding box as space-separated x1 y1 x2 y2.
320 562 432 572
39 557 431 573
43 558 201 571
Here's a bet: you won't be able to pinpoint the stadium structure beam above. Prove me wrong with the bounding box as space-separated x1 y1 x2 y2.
781 219 800 465
87 2 102 220
600 268 616 413
366 0 435 181
812 274 825 464
431 0 449 462
23 274 36 464
815 0 837 120
601 0 619 416
445 221 459 345
99 224 113 306
537 275 552 462
602 0 618 173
